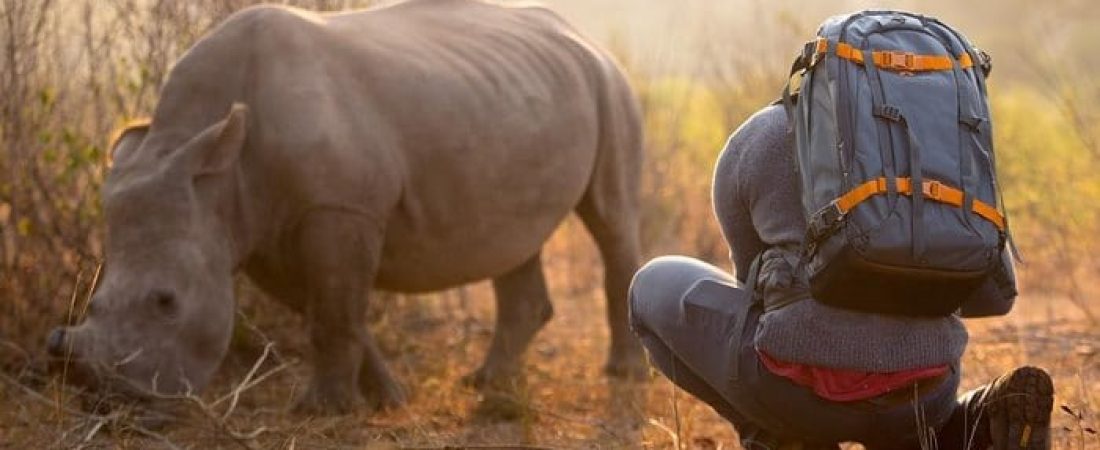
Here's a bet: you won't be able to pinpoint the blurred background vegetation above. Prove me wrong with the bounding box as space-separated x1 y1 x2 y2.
1 0 1099 368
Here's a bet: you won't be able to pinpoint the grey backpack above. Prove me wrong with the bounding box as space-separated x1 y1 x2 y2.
783 11 1012 316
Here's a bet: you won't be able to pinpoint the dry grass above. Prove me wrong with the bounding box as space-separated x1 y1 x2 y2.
1 223 1098 449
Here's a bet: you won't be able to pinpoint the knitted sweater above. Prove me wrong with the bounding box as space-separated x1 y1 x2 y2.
712 105 969 372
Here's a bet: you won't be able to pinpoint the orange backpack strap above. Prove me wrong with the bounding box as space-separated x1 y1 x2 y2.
813 37 974 73
833 177 1006 230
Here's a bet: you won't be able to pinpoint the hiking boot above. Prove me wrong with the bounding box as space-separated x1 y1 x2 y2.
968 366 1055 450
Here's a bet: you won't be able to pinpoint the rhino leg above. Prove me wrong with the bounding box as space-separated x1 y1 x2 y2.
577 196 647 380
357 331 408 411
292 212 405 415
464 252 553 390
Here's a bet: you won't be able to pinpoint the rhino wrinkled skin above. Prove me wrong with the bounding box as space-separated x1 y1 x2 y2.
47 0 645 414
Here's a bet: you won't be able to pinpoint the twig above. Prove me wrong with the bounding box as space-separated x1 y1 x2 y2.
156 390 264 450
669 353 683 450
79 417 107 445
964 398 988 450
214 341 275 419
49 421 92 449
0 370 92 418
137 369 284 449
131 328 295 449
911 384 937 450
647 417 680 449
0 370 135 448
59 268 86 413
79 261 103 318
127 423 185 450
524 402 627 442
0 338 31 365
235 309 278 349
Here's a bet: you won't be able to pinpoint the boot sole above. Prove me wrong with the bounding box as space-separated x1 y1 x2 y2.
986 366 1055 450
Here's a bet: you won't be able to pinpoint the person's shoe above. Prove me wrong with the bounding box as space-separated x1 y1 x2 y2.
981 366 1055 450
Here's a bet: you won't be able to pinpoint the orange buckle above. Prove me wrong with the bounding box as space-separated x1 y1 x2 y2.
922 180 943 200
884 51 916 71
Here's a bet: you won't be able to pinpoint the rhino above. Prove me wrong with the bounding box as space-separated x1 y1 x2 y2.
46 0 645 414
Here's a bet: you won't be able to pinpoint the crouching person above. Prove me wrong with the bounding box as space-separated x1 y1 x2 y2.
628 103 1054 449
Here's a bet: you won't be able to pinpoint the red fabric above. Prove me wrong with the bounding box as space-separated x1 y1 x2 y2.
758 351 949 402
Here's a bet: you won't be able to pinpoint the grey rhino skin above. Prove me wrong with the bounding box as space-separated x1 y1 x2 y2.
48 0 645 414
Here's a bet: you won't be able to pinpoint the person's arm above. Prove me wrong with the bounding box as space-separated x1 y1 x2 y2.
712 132 763 283
714 106 815 308
712 105 807 284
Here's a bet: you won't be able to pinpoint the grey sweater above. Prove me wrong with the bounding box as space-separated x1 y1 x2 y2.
712 105 974 372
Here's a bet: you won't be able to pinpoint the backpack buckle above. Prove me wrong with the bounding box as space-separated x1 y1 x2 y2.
801 40 817 64
822 201 846 224
883 51 916 71
808 201 846 243
923 180 943 201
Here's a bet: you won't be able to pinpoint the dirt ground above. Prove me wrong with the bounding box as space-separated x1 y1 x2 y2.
2 231 1099 449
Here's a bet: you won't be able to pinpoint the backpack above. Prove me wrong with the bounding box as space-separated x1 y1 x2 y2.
782 10 1011 316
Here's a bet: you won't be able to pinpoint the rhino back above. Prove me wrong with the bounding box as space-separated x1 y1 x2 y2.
351 1 616 289
149 1 632 291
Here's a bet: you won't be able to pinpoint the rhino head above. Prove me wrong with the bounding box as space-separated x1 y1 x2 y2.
47 104 249 402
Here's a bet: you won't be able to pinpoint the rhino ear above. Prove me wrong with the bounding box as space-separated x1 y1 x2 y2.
190 103 249 176
108 122 150 167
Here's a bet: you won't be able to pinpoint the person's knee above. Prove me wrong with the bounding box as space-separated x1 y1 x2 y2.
630 256 684 332
632 255 687 290
629 255 721 334
632 255 728 293
631 256 692 303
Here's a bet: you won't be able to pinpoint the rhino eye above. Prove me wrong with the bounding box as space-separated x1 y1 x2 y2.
150 290 177 316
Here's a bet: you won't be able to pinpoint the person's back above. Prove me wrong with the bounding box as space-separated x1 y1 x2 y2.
628 104 1054 449
714 105 972 377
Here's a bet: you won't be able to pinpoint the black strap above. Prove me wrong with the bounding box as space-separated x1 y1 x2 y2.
835 16 867 192
928 21 1018 262
750 248 812 313
968 132 1024 264
780 41 816 131
901 115 927 259
862 46 900 207
745 252 765 307
924 21 986 238
780 76 797 132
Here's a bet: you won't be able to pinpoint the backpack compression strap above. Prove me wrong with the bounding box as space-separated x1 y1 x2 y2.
833 177 1006 230
809 38 975 73
805 177 1006 252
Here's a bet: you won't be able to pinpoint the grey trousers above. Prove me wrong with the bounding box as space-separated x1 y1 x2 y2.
629 256 982 449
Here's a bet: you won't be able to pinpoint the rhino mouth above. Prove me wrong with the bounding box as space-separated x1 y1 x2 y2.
46 351 178 418
51 366 180 430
